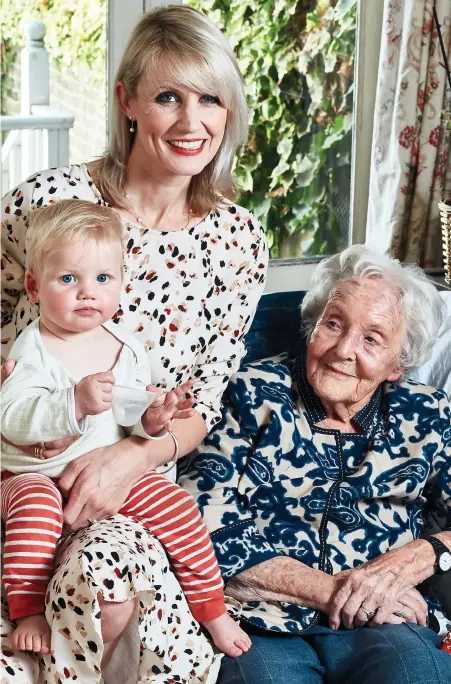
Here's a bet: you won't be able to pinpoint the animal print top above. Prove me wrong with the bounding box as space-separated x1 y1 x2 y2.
1 163 268 431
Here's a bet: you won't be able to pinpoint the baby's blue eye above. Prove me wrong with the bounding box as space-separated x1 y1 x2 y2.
59 274 75 284
97 274 110 283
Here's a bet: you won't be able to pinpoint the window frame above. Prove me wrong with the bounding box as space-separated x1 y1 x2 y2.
107 0 384 293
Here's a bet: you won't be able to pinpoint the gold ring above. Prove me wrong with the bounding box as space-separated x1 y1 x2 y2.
34 442 45 459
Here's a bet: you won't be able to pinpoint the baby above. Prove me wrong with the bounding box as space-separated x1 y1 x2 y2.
1 199 250 659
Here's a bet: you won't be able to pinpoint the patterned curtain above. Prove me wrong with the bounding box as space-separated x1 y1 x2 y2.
366 0 451 267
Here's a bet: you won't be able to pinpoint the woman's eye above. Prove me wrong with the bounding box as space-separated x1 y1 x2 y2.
155 91 179 104
201 94 220 105
365 336 378 346
326 320 339 330
59 274 75 284
97 274 110 283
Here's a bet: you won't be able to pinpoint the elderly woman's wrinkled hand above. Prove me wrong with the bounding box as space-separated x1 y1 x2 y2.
367 589 428 628
329 545 422 630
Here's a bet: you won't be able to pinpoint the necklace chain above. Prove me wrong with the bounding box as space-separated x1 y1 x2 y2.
124 192 191 232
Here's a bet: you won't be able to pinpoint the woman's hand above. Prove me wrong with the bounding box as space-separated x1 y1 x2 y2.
329 544 425 630
1 359 77 457
366 588 428 628
59 437 149 530
1 358 16 385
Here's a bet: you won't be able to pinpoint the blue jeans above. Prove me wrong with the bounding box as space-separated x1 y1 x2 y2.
217 623 451 684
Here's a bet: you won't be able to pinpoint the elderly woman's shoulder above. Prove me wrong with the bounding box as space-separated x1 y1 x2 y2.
388 377 450 412
229 353 294 395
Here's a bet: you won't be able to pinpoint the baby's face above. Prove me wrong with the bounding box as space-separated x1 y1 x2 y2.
33 240 123 334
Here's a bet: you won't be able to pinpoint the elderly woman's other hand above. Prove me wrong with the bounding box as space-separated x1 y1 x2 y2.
369 589 428 628
1 359 78 458
329 543 428 630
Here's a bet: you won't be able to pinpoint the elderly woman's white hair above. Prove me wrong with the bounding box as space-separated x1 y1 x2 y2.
301 245 446 372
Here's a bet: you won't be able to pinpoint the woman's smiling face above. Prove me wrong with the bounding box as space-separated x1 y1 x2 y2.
118 76 228 180
306 278 405 413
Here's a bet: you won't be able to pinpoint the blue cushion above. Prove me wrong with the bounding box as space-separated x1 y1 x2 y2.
243 291 307 364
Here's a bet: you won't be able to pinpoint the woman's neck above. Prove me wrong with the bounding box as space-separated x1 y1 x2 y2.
315 394 375 433
123 147 192 231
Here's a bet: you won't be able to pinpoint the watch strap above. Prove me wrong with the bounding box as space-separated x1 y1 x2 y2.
425 536 451 572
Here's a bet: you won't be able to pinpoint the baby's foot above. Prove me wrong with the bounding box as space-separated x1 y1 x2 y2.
12 613 51 654
203 612 251 658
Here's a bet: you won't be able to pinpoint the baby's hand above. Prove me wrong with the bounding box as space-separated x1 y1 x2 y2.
142 380 195 435
74 371 115 419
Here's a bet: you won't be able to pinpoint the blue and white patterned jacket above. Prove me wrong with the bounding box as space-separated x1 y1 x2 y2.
179 354 451 634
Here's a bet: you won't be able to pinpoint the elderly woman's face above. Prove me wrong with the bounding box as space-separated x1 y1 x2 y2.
121 75 228 180
306 279 404 411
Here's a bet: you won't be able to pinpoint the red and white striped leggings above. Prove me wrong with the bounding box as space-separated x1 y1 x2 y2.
1 471 225 623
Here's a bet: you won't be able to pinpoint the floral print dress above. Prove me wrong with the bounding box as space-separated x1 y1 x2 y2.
0 164 268 683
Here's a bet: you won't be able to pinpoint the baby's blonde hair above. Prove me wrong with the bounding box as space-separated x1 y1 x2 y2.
26 200 123 273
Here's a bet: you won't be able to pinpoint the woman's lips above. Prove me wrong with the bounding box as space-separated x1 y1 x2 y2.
166 139 206 156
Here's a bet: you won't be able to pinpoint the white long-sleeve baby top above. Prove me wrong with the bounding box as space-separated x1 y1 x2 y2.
1 319 152 478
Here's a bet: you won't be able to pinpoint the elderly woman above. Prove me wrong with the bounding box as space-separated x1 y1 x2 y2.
1 6 267 682
179 246 451 684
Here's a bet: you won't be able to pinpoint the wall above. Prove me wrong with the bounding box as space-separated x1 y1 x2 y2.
4 53 107 166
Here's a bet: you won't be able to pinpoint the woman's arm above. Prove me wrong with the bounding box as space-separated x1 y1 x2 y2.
189 218 268 433
2 178 40 360
226 557 428 628
226 556 337 613
60 410 208 528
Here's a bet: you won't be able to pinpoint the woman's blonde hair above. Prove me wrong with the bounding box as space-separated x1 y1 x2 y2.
26 200 123 273
95 5 248 216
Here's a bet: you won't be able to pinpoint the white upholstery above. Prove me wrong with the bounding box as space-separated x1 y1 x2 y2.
410 292 451 398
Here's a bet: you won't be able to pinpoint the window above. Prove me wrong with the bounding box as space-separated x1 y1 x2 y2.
107 0 383 290
184 0 356 260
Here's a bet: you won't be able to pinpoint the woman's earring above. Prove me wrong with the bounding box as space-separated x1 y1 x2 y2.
129 118 136 133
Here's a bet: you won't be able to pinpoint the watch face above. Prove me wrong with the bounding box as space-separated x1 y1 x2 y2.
439 552 451 572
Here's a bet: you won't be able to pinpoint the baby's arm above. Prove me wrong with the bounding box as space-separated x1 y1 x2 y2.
1 356 88 445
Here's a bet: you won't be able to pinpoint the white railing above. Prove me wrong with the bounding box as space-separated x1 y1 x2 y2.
1 20 74 194
2 107 74 192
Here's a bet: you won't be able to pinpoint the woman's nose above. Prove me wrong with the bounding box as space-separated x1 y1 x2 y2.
334 332 357 360
176 101 201 132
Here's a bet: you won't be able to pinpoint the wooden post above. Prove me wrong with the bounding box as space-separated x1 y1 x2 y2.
21 20 49 114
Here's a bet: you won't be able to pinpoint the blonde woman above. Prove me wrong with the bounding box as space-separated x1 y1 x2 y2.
1 6 268 682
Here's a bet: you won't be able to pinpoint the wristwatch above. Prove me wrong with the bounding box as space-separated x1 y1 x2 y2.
425 536 451 573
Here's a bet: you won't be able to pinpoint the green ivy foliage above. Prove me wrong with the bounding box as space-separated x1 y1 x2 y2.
189 0 356 257
1 0 106 112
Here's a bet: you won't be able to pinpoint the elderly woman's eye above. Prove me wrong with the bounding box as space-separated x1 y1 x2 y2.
326 320 339 329
365 336 378 345
155 91 178 103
